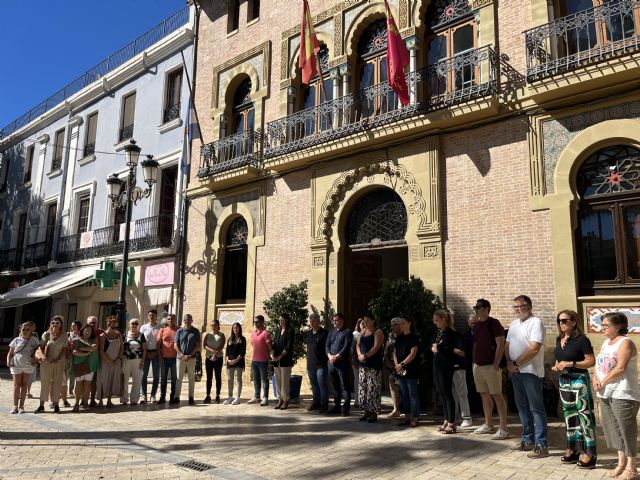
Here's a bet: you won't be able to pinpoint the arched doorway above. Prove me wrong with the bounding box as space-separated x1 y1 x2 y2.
343 188 409 325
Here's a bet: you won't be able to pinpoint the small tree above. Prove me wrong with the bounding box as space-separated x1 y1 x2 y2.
369 275 444 405
263 280 309 363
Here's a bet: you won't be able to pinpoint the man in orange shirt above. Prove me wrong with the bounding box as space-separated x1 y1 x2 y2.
156 314 178 405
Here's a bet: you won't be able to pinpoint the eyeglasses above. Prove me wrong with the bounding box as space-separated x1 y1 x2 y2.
601 323 612 329
557 318 572 324
130 323 139 326
512 305 530 310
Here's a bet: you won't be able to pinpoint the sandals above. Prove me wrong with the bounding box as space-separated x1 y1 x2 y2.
442 422 457 434
560 451 580 463
436 421 447 432
616 470 639 480
576 456 597 469
608 465 627 478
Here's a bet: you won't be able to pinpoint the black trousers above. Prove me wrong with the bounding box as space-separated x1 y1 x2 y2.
433 363 456 423
205 357 223 397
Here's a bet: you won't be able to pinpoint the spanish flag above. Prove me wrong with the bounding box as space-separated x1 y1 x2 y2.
299 0 320 85
384 0 410 106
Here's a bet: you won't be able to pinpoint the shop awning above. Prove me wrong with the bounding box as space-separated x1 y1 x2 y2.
0 266 96 308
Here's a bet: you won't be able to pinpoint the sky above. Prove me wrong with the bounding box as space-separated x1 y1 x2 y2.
0 0 186 130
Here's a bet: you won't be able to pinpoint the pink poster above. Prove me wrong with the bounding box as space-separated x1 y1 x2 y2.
144 260 175 286
79 230 94 249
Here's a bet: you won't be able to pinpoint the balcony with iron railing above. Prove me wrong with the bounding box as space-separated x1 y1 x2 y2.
0 5 190 140
197 129 263 179
57 214 176 264
23 241 54 269
83 142 95 158
0 249 19 272
119 124 134 143
51 155 63 172
525 0 640 80
264 46 497 158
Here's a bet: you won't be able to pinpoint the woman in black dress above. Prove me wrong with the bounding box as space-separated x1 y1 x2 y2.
272 313 295 410
432 309 458 434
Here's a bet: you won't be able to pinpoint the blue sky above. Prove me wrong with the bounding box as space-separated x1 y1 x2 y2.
0 0 186 129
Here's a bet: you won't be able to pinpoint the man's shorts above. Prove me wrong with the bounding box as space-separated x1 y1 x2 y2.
473 364 502 395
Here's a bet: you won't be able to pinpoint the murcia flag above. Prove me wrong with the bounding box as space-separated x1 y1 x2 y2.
299 0 320 84
384 0 410 106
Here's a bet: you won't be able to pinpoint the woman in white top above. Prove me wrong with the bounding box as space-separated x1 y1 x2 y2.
593 312 640 480
7 323 39 413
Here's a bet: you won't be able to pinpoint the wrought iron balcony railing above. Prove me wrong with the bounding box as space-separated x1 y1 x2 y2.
265 46 496 158
197 129 263 178
51 156 63 172
57 214 175 263
0 249 19 272
163 103 181 124
119 124 134 143
23 241 54 269
525 0 640 80
83 142 95 158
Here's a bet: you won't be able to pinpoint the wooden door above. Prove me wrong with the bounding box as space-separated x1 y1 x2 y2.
345 251 382 329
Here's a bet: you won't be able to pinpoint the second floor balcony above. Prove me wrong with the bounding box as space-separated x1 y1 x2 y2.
264 46 497 159
525 0 640 80
0 249 19 272
197 129 263 179
57 214 175 264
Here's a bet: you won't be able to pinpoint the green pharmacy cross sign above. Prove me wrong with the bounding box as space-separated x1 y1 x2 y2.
93 261 134 289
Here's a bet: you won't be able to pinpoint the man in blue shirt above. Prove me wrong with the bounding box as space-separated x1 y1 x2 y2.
325 313 352 416
174 314 201 405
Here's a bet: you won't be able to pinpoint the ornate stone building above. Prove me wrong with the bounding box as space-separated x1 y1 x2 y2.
184 0 640 352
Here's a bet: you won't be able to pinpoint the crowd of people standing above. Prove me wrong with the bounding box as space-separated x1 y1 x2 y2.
6 297 640 478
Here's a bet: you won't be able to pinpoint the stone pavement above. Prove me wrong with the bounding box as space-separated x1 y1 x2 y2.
0 370 621 480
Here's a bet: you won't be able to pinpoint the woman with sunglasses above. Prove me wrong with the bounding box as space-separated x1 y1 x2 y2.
97 315 124 408
551 310 596 468
432 309 459 434
7 323 39 413
122 318 147 406
593 312 640 480
34 316 68 414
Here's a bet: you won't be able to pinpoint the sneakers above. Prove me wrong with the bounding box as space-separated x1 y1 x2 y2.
150 395 157 403
473 424 495 435
527 445 549 458
231 398 240 405
260 398 269 407
10 406 18 414
247 397 259 404
491 428 510 440
140 395 147 405
460 419 474 429
18 408 25 414
511 441 535 451
223 397 233 405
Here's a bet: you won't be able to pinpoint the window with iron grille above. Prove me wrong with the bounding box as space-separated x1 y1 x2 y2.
24 145 34 184
576 145 640 295
120 93 136 142
84 112 98 157
52 129 65 171
163 69 182 124
346 189 407 246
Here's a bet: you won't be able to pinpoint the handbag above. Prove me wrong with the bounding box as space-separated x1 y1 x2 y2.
73 360 91 377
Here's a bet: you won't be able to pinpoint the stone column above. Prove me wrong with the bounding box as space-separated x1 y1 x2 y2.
339 64 352 124
330 68 341 127
405 36 420 105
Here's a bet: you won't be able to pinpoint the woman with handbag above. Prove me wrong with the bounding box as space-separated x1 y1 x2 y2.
34 316 68 414
72 323 99 411
7 322 39 413
97 315 124 408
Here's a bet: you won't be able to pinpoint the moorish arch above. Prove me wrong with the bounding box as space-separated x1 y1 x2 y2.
540 118 640 313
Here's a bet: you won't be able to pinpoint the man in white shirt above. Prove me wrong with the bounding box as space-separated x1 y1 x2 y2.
140 309 162 403
506 295 548 459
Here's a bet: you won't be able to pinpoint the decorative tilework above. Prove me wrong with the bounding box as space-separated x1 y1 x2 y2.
212 190 262 236
542 102 640 193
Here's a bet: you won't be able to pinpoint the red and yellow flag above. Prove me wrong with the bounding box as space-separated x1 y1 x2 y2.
384 0 410 106
299 0 320 85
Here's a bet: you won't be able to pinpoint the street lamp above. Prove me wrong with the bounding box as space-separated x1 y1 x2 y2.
107 139 159 326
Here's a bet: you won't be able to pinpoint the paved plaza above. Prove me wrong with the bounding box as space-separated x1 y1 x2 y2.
0 370 622 480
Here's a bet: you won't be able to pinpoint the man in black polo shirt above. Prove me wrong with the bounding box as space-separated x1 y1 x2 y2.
326 313 352 416
306 313 328 413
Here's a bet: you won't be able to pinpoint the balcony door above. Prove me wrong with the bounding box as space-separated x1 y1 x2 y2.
426 0 477 97
158 166 177 247
300 45 333 136
16 213 27 269
45 203 57 259
227 78 255 161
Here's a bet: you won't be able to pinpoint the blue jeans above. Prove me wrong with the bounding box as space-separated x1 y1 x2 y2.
328 361 350 407
511 372 548 447
399 377 420 419
142 354 160 397
160 357 177 400
307 367 328 408
251 361 269 399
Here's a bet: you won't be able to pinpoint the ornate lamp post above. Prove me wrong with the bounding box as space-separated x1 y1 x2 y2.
106 139 159 325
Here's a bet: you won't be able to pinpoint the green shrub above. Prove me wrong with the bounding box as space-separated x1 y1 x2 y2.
263 280 309 363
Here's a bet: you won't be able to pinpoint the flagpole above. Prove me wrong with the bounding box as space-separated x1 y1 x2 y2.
314 50 329 104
